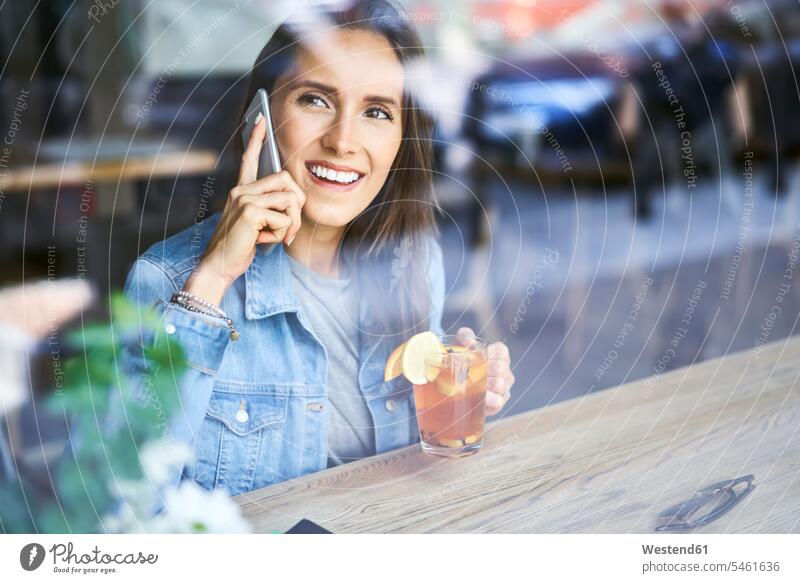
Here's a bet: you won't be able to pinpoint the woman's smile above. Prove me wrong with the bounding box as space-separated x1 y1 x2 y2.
304 160 367 192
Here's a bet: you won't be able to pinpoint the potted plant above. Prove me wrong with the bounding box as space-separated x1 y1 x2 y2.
0 288 251 534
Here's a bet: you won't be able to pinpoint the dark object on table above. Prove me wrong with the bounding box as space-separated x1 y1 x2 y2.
285 519 332 534
655 475 755 531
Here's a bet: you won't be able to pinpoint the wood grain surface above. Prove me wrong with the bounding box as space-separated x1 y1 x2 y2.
0 150 217 191
234 336 800 533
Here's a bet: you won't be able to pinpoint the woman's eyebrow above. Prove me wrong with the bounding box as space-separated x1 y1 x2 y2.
288 79 399 107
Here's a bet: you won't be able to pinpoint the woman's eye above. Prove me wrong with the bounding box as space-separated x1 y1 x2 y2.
297 93 329 108
366 107 393 121
297 93 392 121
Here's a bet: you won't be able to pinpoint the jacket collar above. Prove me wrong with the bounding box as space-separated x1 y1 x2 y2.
242 238 386 389
243 238 379 331
244 242 299 319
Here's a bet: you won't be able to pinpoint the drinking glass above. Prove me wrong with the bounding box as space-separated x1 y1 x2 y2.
412 334 487 457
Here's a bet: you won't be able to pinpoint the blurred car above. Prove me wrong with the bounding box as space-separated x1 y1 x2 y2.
462 53 630 184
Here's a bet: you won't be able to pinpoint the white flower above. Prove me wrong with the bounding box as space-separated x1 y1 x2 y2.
148 481 252 533
104 479 252 534
140 438 193 486
102 438 251 534
109 478 154 515
102 498 143 533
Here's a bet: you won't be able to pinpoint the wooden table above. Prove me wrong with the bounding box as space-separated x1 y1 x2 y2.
0 150 217 192
235 337 800 533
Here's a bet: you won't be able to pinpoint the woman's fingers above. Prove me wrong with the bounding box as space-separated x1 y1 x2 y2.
231 171 306 245
486 383 511 417
254 191 300 244
487 374 513 395
238 114 266 186
236 192 301 244
488 341 510 362
484 340 514 416
485 390 509 416
452 332 513 415
487 342 514 392
282 197 302 244
256 230 283 244
456 326 476 347
234 170 306 206
238 204 292 241
236 192 296 212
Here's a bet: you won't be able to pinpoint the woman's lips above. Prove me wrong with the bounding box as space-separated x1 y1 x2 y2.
305 165 365 192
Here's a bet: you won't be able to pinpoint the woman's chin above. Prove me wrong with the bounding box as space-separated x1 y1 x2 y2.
301 202 356 230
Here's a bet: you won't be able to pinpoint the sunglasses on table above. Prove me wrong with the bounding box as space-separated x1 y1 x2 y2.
655 475 755 532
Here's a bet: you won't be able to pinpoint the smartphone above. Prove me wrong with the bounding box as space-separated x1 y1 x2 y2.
240 88 282 178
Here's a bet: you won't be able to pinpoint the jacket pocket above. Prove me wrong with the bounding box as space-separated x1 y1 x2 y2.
192 390 288 495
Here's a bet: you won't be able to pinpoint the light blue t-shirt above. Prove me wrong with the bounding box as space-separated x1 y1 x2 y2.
287 254 376 468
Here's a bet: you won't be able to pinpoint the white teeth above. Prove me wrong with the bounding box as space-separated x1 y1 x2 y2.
310 165 361 184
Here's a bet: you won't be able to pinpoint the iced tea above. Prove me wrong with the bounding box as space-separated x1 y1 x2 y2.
413 335 487 457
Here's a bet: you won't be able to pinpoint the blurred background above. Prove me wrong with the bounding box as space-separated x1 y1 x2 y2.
1 0 799 481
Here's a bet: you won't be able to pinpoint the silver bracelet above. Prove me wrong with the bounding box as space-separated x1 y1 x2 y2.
173 290 227 318
169 291 240 341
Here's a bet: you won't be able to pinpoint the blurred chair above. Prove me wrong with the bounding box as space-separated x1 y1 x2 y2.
623 28 741 218
736 40 800 195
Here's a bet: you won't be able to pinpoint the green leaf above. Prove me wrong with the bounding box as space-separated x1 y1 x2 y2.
110 292 160 331
0 482 36 533
66 324 116 351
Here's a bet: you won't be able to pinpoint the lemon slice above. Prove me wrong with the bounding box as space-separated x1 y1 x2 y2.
384 341 406 382
467 360 488 384
400 331 444 385
425 363 441 383
435 369 461 396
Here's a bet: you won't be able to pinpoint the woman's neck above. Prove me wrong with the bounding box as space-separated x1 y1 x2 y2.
285 221 345 278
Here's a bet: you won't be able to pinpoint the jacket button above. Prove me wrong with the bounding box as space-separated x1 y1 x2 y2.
236 399 249 423
385 398 396 412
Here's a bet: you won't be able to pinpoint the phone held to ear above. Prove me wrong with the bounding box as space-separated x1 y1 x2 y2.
240 88 287 249
241 88 282 178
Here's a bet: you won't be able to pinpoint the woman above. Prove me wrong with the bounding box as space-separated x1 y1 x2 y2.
125 0 514 496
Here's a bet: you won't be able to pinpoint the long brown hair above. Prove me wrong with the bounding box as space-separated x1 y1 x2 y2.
235 0 439 342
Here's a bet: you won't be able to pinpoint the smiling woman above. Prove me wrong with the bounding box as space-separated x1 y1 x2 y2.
234 2 439 339
120 0 449 496
269 27 407 232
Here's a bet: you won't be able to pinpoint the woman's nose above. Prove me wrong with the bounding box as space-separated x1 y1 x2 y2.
321 112 359 157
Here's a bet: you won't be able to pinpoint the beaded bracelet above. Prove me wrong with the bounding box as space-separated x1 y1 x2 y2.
172 290 226 318
169 291 240 341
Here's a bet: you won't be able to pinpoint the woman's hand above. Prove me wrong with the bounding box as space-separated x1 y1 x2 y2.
185 115 306 305
456 327 514 417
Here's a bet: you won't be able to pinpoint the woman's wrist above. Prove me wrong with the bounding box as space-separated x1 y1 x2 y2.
183 261 233 307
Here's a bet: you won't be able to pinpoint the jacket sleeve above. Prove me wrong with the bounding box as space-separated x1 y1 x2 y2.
116 257 232 486
427 237 446 337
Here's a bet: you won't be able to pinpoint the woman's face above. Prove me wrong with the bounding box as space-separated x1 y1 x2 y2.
270 29 405 229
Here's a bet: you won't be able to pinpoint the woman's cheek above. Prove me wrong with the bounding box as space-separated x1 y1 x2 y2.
277 114 316 158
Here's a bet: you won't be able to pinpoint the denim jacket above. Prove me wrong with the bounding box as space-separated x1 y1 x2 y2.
123 213 445 496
